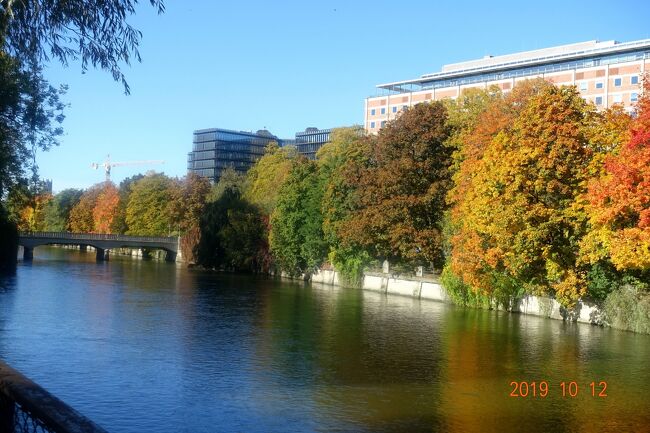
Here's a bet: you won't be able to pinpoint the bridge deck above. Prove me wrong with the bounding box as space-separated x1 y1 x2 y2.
18 232 180 261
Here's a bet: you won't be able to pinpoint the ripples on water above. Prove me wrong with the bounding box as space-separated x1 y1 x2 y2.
0 247 649 433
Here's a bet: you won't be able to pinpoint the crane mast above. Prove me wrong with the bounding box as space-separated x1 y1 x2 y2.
91 155 165 182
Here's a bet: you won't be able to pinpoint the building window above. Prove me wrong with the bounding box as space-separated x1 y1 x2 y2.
371 109 376 116
596 82 603 89
613 94 622 103
392 106 397 113
381 108 386 115
614 78 622 87
402 105 408 111
580 82 588 91
595 96 603 105
631 92 639 102
631 75 639 85
381 121 387 128
370 122 375 129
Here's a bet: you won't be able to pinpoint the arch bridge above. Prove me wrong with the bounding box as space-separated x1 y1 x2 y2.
18 232 179 262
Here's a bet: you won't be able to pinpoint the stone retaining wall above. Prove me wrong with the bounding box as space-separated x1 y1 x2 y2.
310 269 604 325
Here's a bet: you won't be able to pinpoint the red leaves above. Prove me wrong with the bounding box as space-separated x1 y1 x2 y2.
584 78 650 269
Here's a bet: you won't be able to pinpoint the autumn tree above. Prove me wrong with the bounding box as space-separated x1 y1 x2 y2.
110 174 143 234
443 86 503 173
68 183 103 232
5 182 51 231
169 172 211 263
125 173 174 236
444 80 557 303
92 182 119 233
340 101 452 269
244 142 297 215
270 158 327 276
583 79 650 273
448 84 609 306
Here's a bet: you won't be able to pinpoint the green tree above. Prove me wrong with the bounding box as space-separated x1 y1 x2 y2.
196 184 266 272
219 201 266 272
207 168 246 203
43 188 83 231
1 0 165 94
317 127 370 286
125 173 174 236
0 52 65 199
110 174 144 234
270 159 327 276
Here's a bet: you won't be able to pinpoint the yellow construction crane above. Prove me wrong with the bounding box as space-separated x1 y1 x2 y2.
91 155 165 182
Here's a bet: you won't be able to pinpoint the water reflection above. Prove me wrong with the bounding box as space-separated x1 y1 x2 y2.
0 247 648 433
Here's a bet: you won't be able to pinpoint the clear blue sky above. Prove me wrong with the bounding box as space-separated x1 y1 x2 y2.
39 0 650 191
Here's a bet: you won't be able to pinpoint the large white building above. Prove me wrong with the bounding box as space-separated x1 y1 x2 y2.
365 39 650 133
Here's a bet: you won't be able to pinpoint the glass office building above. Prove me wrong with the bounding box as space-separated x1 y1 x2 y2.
295 127 332 160
187 128 281 182
187 126 361 182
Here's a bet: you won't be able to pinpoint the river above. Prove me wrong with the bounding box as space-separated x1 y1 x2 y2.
0 247 649 433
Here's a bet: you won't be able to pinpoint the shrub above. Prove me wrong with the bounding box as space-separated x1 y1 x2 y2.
441 265 491 309
603 285 650 334
330 247 370 288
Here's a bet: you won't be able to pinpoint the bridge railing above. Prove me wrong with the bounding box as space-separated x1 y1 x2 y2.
19 231 177 244
0 360 108 433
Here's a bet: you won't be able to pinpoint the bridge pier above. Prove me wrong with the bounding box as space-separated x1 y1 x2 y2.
23 247 33 261
95 248 109 261
165 251 177 262
79 245 87 252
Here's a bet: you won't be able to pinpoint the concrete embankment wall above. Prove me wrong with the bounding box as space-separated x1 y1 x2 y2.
310 269 604 325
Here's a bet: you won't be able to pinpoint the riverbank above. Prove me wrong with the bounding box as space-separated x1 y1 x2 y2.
309 269 605 326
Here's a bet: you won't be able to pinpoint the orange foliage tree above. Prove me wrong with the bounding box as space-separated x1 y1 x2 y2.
69 183 103 232
583 79 650 271
92 182 120 233
448 82 613 306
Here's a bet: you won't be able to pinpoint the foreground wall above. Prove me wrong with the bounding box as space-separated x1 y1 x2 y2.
310 269 604 325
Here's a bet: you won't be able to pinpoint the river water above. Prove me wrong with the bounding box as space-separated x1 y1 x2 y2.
0 247 649 433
